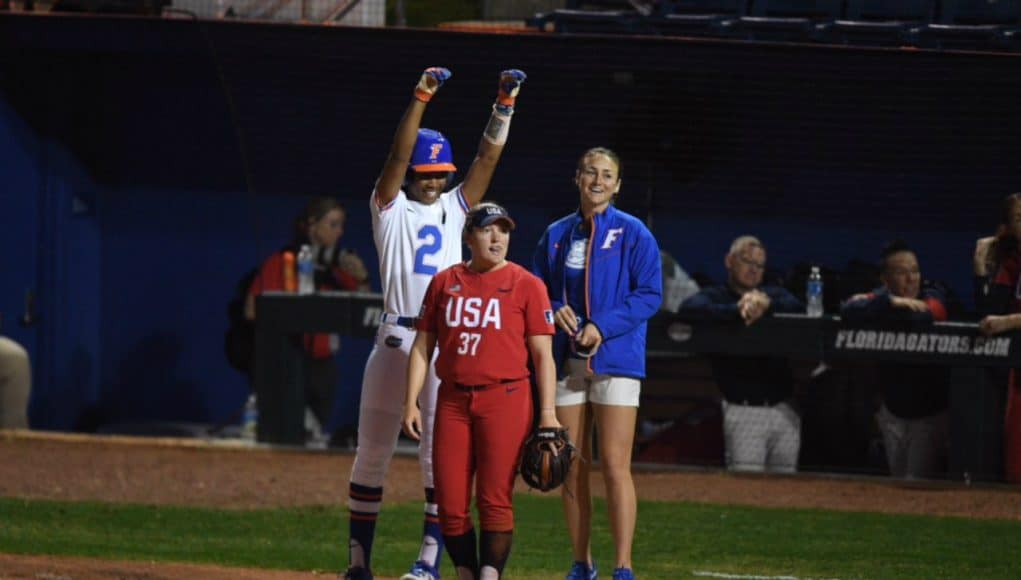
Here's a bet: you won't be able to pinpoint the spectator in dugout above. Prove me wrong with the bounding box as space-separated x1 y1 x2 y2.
841 240 950 480
245 197 370 438
678 235 803 473
974 191 1021 484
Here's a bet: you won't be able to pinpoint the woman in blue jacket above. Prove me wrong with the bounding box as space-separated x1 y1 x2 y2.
532 147 662 580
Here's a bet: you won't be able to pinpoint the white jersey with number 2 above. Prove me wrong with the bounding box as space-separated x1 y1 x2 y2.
371 184 470 317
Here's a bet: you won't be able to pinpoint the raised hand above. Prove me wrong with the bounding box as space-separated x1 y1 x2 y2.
414 66 452 103
495 68 527 115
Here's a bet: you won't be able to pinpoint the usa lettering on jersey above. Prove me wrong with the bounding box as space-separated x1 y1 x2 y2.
445 296 503 330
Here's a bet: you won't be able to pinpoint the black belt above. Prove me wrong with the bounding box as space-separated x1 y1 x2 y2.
453 378 524 392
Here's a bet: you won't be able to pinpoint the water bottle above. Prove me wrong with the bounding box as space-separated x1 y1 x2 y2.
806 266 824 318
297 244 315 295
241 393 258 442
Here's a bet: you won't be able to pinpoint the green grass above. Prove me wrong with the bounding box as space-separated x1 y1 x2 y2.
1 495 1019 579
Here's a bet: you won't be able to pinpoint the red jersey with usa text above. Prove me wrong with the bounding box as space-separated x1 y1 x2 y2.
418 261 555 386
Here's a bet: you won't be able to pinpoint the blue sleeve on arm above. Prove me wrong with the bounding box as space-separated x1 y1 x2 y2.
678 288 741 321
840 291 890 323
841 288 934 324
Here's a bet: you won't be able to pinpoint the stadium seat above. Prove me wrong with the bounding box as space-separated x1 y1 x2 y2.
829 1 934 47
567 0 659 13
533 8 647 35
730 0 845 43
1003 26 1021 50
916 0 1020 50
650 1 746 38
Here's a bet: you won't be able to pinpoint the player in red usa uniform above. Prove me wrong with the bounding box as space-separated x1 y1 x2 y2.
402 202 560 579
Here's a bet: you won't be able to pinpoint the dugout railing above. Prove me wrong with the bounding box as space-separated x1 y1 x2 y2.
254 292 1013 481
647 312 1013 481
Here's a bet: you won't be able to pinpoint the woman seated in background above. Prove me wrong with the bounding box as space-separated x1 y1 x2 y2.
245 196 370 435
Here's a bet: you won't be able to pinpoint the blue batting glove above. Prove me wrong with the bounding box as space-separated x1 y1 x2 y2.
495 69 526 115
414 67 452 103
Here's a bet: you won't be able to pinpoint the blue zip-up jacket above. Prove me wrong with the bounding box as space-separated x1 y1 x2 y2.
532 205 662 379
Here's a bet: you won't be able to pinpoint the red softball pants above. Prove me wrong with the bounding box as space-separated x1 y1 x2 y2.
432 377 533 536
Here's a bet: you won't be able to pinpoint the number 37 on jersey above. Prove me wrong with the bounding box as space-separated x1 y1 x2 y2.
444 296 502 356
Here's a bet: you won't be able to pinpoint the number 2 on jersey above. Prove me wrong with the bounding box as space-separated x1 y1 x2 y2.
413 225 442 275
458 332 481 356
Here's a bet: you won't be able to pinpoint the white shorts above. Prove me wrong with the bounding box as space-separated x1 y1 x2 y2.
556 358 641 407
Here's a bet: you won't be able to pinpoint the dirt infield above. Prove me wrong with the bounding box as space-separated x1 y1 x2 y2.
2 429 1020 578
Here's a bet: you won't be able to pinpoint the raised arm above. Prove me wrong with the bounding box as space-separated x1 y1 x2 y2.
375 67 452 208
461 69 527 206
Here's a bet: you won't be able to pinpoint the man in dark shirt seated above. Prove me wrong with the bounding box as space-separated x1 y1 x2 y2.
841 240 949 480
679 235 804 472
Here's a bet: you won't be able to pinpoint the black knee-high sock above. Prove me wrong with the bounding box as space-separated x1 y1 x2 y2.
479 530 513 575
443 529 479 574
348 483 383 569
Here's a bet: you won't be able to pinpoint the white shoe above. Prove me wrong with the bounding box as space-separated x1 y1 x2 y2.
400 560 439 580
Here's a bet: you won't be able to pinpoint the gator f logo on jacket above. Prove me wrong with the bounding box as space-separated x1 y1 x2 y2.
601 228 624 250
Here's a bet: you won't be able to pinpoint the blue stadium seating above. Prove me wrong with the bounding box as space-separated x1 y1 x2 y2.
530 8 647 35
730 0 845 42
649 1 746 38
828 1 934 47
567 0 655 10
917 0 1020 50
526 0 1021 51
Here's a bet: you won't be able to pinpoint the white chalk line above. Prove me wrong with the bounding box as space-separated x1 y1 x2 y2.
692 571 842 580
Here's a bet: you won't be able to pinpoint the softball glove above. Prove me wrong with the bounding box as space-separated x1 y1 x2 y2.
519 426 575 492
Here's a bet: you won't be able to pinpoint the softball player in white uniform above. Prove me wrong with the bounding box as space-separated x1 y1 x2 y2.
345 66 527 580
